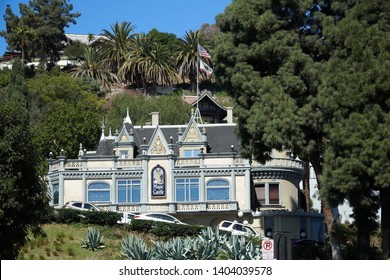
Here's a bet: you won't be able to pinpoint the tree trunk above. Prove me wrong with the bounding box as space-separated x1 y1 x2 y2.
355 208 371 259
381 188 390 259
311 161 342 260
322 200 342 259
303 162 311 212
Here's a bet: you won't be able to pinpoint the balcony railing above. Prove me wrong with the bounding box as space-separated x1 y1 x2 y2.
252 158 304 170
49 157 303 172
102 201 237 213
175 158 200 167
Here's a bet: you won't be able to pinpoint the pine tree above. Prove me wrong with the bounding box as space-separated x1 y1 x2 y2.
319 0 390 259
213 0 342 259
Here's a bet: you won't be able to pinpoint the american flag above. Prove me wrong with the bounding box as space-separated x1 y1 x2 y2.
198 44 211 58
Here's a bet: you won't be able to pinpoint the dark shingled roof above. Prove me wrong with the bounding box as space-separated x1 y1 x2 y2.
95 123 240 157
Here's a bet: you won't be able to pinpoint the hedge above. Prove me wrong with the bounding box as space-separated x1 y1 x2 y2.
129 219 205 239
51 208 121 226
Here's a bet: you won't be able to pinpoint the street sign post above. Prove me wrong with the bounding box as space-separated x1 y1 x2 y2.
261 238 275 260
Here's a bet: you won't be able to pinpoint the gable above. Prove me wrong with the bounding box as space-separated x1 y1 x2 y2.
147 127 169 155
182 120 202 143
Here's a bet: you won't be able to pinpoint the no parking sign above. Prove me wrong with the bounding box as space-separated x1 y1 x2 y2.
261 238 275 260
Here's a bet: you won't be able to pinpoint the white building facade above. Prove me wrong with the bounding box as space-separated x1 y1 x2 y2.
47 108 324 242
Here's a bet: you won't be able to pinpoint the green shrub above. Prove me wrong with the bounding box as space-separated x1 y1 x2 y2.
55 208 84 224
82 211 121 226
53 208 121 226
129 219 203 239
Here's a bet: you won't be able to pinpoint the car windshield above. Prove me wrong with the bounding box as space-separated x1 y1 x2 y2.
244 226 257 235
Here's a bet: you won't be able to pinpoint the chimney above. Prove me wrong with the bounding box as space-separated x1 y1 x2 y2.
150 112 159 126
226 107 234 123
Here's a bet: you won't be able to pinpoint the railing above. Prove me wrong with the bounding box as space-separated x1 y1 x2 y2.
177 203 200 211
49 157 304 172
101 202 236 213
147 204 170 212
65 161 83 169
50 163 60 171
118 205 141 213
175 158 201 167
207 203 232 211
252 158 304 170
117 159 143 167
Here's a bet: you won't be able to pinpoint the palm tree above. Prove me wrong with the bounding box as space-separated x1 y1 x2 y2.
119 33 179 94
70 47 117 88
15 20 35 71
175 30 211 92
100 21 136 79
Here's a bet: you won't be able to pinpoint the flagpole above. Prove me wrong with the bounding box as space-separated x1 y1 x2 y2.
196 44 199 113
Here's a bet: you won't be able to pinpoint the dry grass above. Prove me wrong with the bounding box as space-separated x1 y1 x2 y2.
18 223 158 260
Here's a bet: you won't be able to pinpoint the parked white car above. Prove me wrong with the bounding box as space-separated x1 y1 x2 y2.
117 212 136 224
218 220 260 237
134 213 185 224
63 201 101 211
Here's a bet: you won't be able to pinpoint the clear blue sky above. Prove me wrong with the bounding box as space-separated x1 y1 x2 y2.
0 0 232 55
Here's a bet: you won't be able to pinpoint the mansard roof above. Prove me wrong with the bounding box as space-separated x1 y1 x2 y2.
95 122 240 157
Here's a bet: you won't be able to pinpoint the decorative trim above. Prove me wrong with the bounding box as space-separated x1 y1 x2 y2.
182 121 202 142
177 203 200 211
148 127 169 155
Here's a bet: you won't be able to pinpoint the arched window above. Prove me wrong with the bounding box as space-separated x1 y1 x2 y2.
206 179 229 201
88 182 110 202
152 165 166 197
52 184 59 205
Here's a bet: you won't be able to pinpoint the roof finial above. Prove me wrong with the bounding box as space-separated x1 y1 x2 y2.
79 143 84 157
100 117 106 141
123 107 132 124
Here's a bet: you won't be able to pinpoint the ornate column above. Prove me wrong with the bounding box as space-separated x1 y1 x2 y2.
57 155 66 207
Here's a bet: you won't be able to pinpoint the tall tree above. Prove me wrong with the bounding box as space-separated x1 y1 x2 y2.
1 0 80 66
198 23 220 47
319 0 390 259
0 100 50 259
119 33 179 94
213 0 342 259
27 71 103 126
70 46 118 88
7 58 28 103
100 21 136 79
147 28 178 55
33 103 101 159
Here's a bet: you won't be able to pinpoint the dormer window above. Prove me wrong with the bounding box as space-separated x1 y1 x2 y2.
119 150 128 159
183 149 201 158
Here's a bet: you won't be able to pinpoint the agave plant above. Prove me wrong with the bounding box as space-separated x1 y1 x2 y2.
154 237 191 260
80 227 105 251
222 234 262 260
121 235 155 260
187 227 225 260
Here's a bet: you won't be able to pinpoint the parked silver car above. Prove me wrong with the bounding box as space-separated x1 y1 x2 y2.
63 201 101 211
134 213 185 224
218 220 260 237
